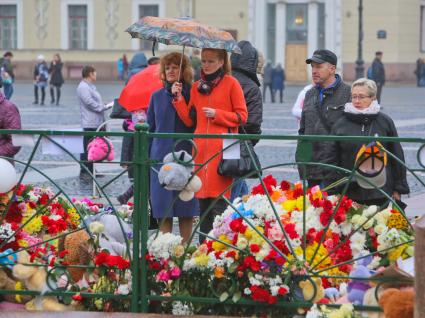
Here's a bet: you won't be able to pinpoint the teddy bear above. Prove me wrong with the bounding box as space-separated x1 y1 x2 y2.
298 277 325 303
347 263 373 305
58 213 132 283
379 287 414 318
12 250 72 311
87 136 114 162
158 150 202 201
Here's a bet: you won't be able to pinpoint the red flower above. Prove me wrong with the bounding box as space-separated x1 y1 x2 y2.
94 251 110 266
41 216 68 234
229 218 247 234
292 188 304 199
251 184 266 195
58 250 69 258
263 175 277 187
280 180 291 191
268 296 277 304
72 294 83 301
38 194 50 205
250 244 260 253
5 202 23 223
278 287 288 295
250 285 272 303
226 251 236 259
284 223 299 239
243 256 261 272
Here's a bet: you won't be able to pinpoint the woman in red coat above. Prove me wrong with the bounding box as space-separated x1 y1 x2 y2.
172 48 248 243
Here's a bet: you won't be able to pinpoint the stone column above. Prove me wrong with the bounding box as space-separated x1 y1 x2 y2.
307 1 319 59
415 215 425 318
275 1 286 67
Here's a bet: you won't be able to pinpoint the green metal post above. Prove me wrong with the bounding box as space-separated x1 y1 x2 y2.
136 123 150 312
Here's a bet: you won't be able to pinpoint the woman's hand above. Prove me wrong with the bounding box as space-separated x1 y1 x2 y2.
171 82 183 99
202 107 216 118
392 191 401 201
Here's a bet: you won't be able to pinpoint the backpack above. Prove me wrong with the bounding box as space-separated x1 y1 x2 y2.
367 66 374 80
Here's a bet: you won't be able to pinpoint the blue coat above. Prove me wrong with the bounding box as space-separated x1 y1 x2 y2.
272 68 285 90
147 86 199 218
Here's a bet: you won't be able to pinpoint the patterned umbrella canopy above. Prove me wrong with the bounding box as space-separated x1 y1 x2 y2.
126 16 241 54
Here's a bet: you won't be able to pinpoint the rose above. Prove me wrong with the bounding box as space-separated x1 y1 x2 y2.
89 221 104 234
170 267 181 279
156 269 170 282
268 224 283 242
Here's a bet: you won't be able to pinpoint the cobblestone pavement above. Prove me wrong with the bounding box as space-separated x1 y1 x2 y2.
8 81 425 203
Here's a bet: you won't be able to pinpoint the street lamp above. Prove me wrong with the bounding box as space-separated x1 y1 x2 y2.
355 0 364 79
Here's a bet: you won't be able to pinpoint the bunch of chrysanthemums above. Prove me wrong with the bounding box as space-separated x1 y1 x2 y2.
147 175 414 313
0 184 81 256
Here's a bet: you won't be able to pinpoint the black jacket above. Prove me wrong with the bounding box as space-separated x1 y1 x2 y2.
371 58 385 84
230 40 263 144
297 75 351 180
323 111 409 203
49 62 64 86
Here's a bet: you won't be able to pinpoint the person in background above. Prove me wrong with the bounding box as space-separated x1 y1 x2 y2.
190 48 202 81
127 53 148 81
0 52 15 100
371 51 385 104
147 52 199 243
77 66 112 179
122 54 129 80
272 63 285 103
117 57 124 81
230 40 263 201
262 61 274 103
297 49 351 187
414 58 423 87
172 48 248 243
419 58 425 87
49 53 64 106
292 83 314 125
0 80 21 161
323 78 409 206
33 55 49 105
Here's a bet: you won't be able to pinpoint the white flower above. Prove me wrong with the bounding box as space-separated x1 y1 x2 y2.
244 287 251 295
363 205 378 217
89 221 105 234
362 218 375 230
367 256 382 269
374 223 387 235
350 232 366 257
340 222 353 236
236 237 248 250
270 285 280 296
117 284 130 295
148 232 183 259
172 301 193 315
0 223 15 242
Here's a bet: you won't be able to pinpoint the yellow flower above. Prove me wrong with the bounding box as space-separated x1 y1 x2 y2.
326 267 349 285
194 253 210 267
14 281 23 303
212 235 231 251
295 196 306 211
67 207 80 225
387 245 406 262
22 215 43 234
387 213 408 230
17 240 28 248
282 200 296 212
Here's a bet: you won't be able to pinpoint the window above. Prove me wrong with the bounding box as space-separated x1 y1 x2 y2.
286 4 308 44
318 3 326 49
68 5 87 50
0 5 17 49
422 5 425 52
139 4 159 50
266 3 276 63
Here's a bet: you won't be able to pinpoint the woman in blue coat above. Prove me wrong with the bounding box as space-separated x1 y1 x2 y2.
147 52 199 243
272 63 285 103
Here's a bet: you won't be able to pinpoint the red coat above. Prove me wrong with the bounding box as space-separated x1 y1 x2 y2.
0 92 21 158
173 75 248 199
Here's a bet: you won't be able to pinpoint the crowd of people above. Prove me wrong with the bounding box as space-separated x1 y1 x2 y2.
0 45 412 244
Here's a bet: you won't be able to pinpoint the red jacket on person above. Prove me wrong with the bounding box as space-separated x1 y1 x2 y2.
173 75 248 199
0 92 21 158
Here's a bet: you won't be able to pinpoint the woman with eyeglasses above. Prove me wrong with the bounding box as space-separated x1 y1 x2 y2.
323 78 409 207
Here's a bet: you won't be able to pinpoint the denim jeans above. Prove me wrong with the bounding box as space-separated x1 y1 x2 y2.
3 83 13 100
230 179 249 202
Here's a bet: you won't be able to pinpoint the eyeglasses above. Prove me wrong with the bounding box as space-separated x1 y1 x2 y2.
351 95 371 101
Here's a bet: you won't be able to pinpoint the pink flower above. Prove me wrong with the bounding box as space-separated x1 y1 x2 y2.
170 267 181 279
268 224 284 242
156 270 170 282
18 202 27 212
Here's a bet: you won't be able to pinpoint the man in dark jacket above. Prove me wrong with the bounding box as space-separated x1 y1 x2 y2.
230 40 263 201
0 82 21 160
297 49 351 187
263 61 274 103
371 51 385 103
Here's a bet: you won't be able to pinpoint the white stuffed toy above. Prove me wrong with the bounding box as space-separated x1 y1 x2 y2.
158 150 202 201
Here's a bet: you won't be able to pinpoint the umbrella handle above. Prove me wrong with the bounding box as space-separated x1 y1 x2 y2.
152 40 156 56
177 45 185 83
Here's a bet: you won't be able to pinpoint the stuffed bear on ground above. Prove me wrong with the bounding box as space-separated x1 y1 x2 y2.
12 250 72 311
158 150 202 201
379 287 414 318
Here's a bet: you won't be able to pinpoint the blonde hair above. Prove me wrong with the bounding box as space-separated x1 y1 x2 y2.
201 48 231 74
159 52 193 84
352 78 377 97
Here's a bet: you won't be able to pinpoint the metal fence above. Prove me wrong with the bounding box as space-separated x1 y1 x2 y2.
0 125 423 315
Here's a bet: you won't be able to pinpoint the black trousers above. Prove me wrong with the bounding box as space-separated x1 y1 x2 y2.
50 85 62 104
376 82 384 104
273 88 284 103
198 198 227 244
263 83 274 103
80 128 97 174
34 85 46 104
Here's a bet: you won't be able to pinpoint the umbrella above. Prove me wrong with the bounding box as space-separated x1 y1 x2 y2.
126 16 241 54
118 64 163 112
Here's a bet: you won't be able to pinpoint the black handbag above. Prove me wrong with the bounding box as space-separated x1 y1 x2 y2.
110 98 132 119
217 113 261 179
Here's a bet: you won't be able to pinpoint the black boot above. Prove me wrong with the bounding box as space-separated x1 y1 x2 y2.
33 86 39 104
50 87 55 104
56 87 61 106
40 87 45 105
117 185 134 204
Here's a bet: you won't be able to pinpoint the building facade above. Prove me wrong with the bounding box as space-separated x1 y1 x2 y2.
0 0 424 81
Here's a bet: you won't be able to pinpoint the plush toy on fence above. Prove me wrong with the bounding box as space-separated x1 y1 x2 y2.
87 137 114 162
158 150 202 201
12 250 72 311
